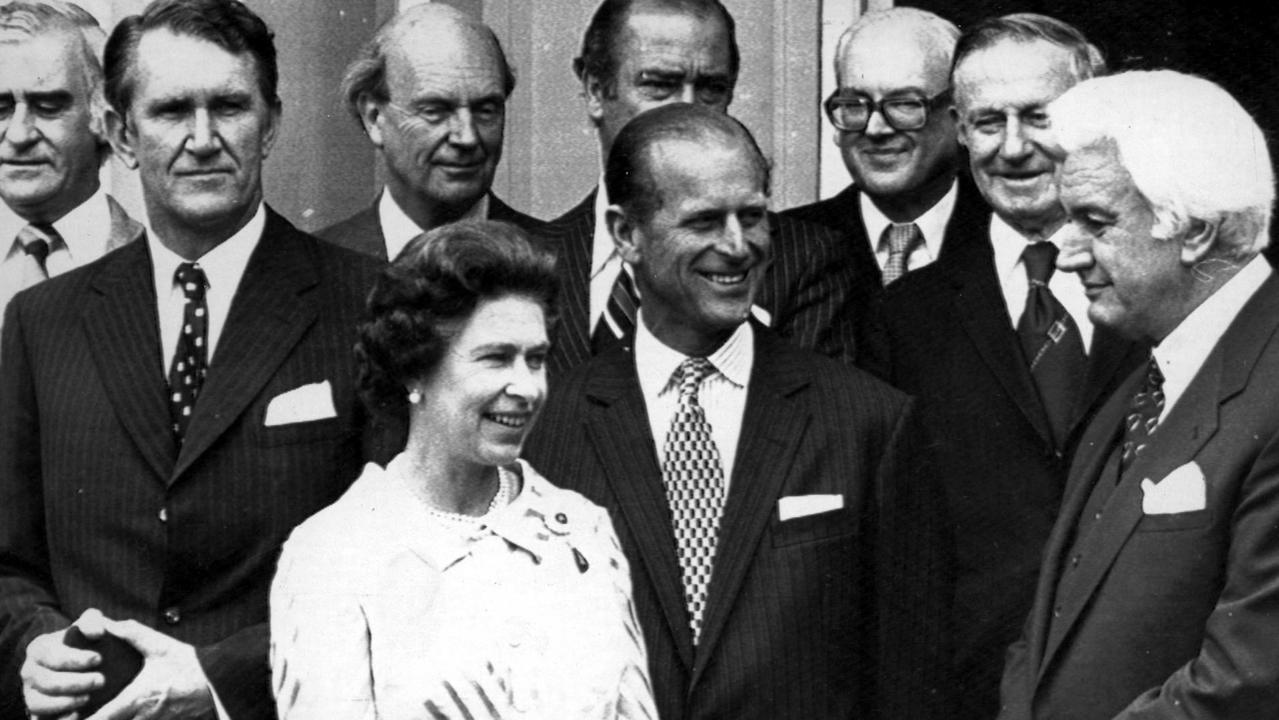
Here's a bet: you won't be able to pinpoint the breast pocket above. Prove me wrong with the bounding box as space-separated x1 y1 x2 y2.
1135 508 1214 532
771 506 859 548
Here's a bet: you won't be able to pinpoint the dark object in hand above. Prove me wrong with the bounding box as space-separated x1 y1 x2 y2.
63 624 143 715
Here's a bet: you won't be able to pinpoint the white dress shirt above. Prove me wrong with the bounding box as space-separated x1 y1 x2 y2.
990 214 1095 352
1 188 116 332
634 315 753 487
378 189 489 262
860 179 958 274
148 204 265 371
1154 254 1271 422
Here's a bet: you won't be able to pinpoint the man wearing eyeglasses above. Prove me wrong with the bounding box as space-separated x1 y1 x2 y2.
878 14 1147 720
784 8 987 289
317 3 546 262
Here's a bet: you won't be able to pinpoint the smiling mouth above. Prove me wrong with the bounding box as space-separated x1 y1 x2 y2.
485 412 530 429
701 271 748 285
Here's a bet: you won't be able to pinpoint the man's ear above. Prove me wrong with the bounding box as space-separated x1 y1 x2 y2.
583 73 607 126
261 100 282 159
105 107 138 170
951 107 968 149
357 93 385 147
606 204 641 265
1179 217 1221 266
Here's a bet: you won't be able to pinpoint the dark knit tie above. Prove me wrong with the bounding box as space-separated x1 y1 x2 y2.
17 222 61 282
1017 242 1087 448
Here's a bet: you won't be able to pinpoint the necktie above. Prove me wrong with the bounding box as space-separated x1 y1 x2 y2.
168 262 209 444
881 222 923 285
1017 242 1087 448
661 357 725 644
1120 354 1165 473
591 267 640 354
17 223 62 284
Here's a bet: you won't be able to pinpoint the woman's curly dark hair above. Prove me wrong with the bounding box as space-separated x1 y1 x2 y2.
355 220 559 415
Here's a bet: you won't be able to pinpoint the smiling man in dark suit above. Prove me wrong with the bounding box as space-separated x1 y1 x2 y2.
543 0 865 375
525 103 950 720
880 15 1146 720
783 7 985 289
0 1 384 718
317 3 545 262
998 69 1279 720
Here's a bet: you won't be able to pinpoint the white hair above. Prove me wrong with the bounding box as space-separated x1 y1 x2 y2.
1050 70 1274 255
835 7 959 86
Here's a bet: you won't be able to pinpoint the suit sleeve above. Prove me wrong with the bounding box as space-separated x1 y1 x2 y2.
874 397 956 720
0 295 74 716
1112 432 1279 720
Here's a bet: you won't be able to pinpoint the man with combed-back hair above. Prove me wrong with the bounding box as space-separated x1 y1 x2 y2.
317 3 546 262
541 0 868 376
0 0 386 717
998 69 1279 720
879 14 1147 719
0 0 142 343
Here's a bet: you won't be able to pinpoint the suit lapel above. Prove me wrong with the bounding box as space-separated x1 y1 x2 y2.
1037 275 1279 678
173 210 319 479
548 193 595 373
581 348 695 668
83 239 176 481
692 330 810 683
950 241 1055 444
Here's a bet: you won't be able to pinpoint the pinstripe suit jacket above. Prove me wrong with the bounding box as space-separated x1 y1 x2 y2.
541 191 866 377
316 192 548 261
523 325 951 720
881 227 1146 720
0 208 385 720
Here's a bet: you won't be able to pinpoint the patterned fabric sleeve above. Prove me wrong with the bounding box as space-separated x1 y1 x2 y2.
592 504 659 720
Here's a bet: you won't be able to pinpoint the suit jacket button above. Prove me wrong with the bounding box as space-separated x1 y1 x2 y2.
1071 554 1080 567
163 607 181 625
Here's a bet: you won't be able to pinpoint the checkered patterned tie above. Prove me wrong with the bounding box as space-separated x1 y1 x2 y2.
17 222 61 283
168 262 209 444
1120 355 1165 473
661 357 726 644
881 222 923 285
591 267 640 354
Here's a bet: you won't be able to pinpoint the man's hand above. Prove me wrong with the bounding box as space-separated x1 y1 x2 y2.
21 610 106 718
84 619 214 720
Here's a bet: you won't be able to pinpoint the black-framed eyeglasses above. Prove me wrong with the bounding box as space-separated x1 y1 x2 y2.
824 89 951 133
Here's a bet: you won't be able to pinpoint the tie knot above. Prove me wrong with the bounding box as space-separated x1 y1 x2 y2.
1144 354 1165 392
1022 242 1059 285
884 222 923 254
673 357 714 400
18 223 60 264
174 262 208 301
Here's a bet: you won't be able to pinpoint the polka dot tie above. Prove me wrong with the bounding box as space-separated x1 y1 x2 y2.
1120 354 1165 472
660 357 725 644
168 262 209 444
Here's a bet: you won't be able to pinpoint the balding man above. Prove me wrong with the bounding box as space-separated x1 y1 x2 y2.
784 7 987 289
1000 69 1279 720
879 15 1146 718
543 0 864 376
526 102 948 720
0 0 142 338
318 3 545 261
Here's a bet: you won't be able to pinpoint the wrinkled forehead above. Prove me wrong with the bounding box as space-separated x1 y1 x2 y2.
384 26 505 99
0 29 90 93
952 39 1078 111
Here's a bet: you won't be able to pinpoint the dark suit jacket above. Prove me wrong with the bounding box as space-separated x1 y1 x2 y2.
881 226 1145 720
523 326 950 720
0 209 385 720
316 192 548 261
541 191 867 376
998 273 1279 720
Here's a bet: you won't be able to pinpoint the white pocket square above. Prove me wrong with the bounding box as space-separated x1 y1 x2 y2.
778 494 844 522
1141 461 1206 514
264 380 336 427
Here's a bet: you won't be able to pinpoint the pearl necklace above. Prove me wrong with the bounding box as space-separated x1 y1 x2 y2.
421 465 515 529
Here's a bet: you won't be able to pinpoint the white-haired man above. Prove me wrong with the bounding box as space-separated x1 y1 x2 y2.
998 70 1279 720
0 0 142 337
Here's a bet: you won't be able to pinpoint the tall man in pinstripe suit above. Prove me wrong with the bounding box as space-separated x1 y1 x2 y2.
525 103 950 720
0 1 384 718
542 0 869 376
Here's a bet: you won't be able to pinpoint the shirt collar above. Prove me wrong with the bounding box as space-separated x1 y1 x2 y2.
378 189 489 261
591 176 616 278
2 187 112 262
634 311 753 400
1155 253 1272 395
147 203 266 302
990 213 1066 280
859 179 958 258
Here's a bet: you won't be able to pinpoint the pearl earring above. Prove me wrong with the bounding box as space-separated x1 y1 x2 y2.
407 389 422 404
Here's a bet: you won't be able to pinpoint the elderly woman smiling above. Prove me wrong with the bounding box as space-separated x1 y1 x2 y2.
270 221 655 719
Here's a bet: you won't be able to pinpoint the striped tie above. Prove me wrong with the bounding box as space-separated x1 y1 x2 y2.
591 267 639 354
